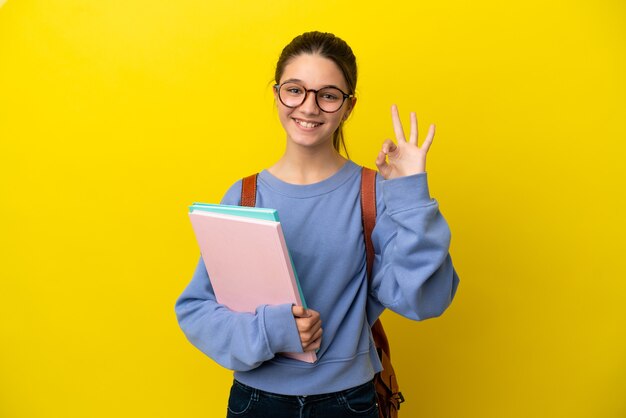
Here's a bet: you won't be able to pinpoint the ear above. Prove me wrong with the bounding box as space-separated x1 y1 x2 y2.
343 97 357 120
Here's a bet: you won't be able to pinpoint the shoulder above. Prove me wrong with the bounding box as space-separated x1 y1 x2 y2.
220 172 267 205
357 165 385 210
220 178 244 206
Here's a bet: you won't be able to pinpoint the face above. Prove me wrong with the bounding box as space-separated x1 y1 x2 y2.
274 53 356 151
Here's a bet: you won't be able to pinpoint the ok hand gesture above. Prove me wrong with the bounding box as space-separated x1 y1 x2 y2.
375 104 435 180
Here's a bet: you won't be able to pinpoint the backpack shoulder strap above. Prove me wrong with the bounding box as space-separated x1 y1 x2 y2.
361 167 404 415
360 167 377 282
241 173 258 207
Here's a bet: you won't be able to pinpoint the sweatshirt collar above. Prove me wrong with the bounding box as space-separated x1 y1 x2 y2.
258 160 359 198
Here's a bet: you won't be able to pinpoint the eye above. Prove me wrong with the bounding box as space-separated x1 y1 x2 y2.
318 89 341 102
282 84 304 96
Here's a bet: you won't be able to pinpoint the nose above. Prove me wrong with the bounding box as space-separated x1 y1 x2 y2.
299 90 320 114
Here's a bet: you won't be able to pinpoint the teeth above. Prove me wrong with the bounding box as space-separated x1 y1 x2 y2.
296 119 320 128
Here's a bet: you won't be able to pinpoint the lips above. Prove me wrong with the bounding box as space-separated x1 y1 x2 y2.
294 118 323 129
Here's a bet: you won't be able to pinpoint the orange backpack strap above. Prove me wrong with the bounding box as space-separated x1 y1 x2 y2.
361 167 404 418
241 174 258 207
360 167 377 283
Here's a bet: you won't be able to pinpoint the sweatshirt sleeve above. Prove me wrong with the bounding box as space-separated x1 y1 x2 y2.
370 172 460 321
174 180 304 371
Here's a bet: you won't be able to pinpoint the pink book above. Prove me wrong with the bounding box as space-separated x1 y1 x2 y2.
188 209 316 363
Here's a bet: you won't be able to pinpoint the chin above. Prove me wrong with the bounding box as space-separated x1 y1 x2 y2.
290 136 332 149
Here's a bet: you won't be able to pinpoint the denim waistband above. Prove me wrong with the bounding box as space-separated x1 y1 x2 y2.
233 378 374 402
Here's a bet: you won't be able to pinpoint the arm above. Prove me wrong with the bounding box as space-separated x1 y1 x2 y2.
174 182 305 371
370 105 459 320
175 257 305 371
370 173 459 320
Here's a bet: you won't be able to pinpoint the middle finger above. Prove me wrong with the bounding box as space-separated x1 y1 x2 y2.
391 104 406 142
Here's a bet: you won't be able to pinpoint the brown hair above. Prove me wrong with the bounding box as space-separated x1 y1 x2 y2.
275 31 357 156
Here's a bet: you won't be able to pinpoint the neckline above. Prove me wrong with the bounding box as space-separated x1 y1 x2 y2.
258 160 359 198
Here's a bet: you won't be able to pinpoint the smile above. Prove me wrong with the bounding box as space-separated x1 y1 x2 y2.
294 118 323 129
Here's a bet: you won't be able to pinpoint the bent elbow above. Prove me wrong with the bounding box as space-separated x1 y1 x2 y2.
414 299 452 321
413 267 460 321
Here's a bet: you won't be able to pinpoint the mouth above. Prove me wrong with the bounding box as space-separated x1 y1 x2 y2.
293 118 323 129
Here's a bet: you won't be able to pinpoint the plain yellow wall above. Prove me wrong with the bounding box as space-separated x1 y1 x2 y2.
1 0 625 417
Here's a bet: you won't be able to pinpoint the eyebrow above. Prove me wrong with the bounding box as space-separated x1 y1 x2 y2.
281 78 344 90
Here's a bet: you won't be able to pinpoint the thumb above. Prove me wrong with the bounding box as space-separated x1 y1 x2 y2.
292 305 310 318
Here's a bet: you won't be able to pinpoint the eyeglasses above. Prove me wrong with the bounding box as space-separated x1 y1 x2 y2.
274 82 354 113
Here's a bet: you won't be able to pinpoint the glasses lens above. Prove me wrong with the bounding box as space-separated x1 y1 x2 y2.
279 83 306 108
316 87 345 112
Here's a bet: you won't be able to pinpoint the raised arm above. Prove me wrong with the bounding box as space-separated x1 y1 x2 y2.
370 105 459 320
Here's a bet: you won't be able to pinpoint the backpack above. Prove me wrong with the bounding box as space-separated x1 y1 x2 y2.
241 167 404 418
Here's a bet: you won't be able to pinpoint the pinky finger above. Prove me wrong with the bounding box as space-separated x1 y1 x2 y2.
421 124 436 152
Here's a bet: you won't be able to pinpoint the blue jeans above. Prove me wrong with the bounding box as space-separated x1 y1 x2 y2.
226 379 379 418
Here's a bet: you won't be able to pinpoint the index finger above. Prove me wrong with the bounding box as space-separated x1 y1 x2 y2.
391 104 406 142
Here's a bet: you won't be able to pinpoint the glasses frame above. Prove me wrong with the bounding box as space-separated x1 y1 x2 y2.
274 82 355 113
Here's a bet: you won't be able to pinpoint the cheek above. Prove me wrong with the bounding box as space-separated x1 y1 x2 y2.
329 113 345 129
277 107 295 130
278 106 290 120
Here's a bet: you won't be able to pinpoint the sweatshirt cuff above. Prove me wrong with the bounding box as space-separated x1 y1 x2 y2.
382 172 432 213
262 303 304 354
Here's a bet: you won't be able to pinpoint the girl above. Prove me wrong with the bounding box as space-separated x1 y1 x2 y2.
175 31 459 418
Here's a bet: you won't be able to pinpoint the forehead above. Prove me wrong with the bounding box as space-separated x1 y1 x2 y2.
280 53 348 90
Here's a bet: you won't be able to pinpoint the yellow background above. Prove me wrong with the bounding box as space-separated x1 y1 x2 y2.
1 0 625 417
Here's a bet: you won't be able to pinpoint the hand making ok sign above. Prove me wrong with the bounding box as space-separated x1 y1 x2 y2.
375 104 436 179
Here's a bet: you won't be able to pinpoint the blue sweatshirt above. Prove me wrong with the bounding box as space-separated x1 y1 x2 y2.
175 161 459 395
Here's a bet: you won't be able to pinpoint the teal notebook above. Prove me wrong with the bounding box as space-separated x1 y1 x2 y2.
189 202 307 310
190 203 280 222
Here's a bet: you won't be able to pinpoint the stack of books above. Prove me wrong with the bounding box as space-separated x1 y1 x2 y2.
188 203 315 363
